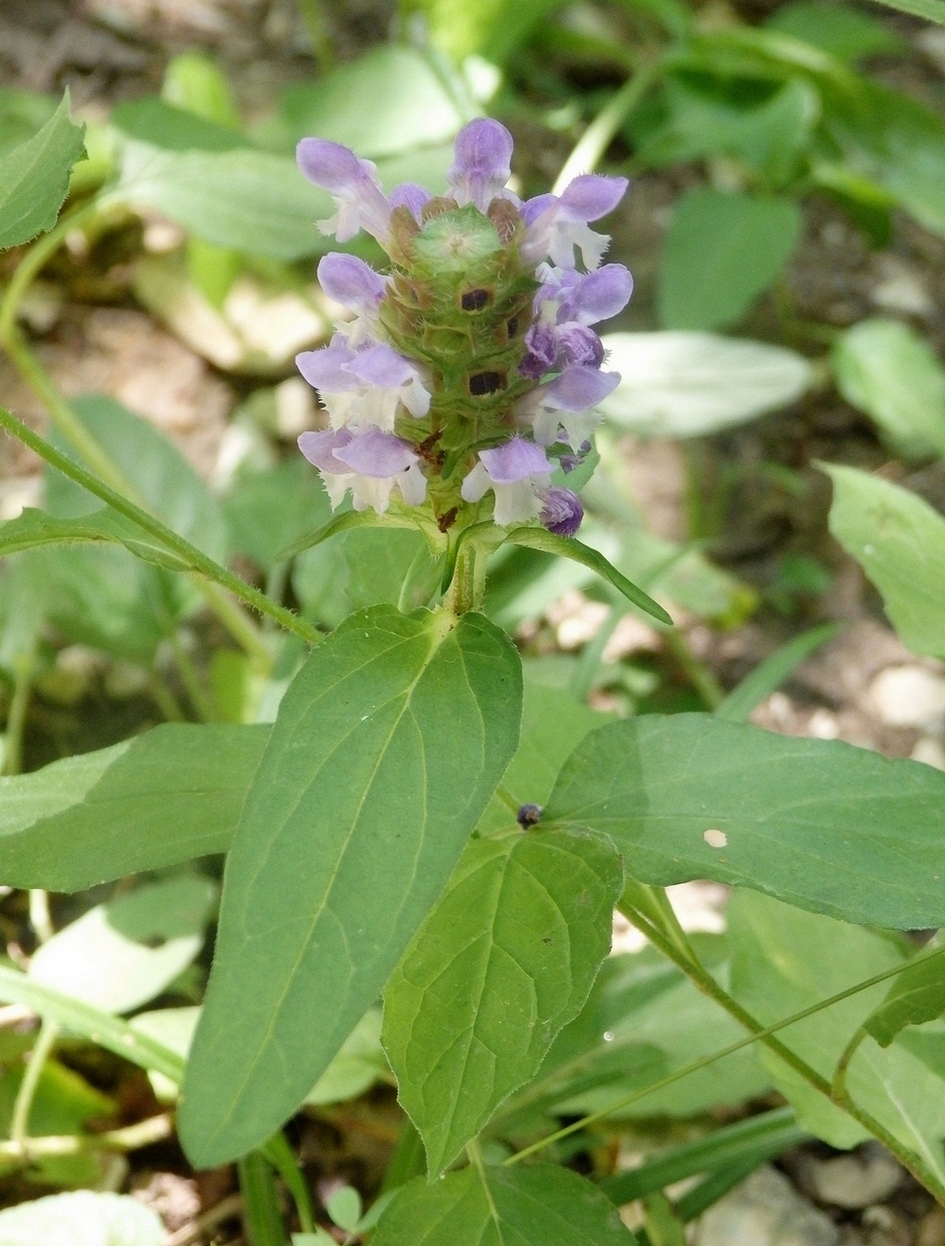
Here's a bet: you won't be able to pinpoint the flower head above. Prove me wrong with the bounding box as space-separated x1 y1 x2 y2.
294 117 631 536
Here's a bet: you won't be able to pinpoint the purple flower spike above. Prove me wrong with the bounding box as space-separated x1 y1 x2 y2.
389 181 433 222
317 254 386 313
447 118 514 212
296 138 393 243
539 486 584 537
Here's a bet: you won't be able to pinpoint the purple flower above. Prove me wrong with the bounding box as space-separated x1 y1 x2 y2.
522 174 629 269
389 181 433 222
296 138 393 244
298 427 426 512
461 436 552 526
519 365 620 447
447 118 514 212
317 254 386 312
551 264 633 325
539 486 584 537
296 334 431 430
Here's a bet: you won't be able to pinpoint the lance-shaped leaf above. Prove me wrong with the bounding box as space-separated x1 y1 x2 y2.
178 605 522 1167
0 506 192 571
503 528 672 625
383 829 622 1176
372 1164 638 1246
865 951 945 1048
544 713 945 930
0 724 268 890
0 93 86 249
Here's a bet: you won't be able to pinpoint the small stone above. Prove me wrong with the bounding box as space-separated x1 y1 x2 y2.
692 1166 839 1246
808 1145 903 1209
912 737 945 770
869 666 945 728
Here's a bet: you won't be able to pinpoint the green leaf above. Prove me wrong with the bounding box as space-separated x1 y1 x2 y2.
0 965 184 1082
306 1006 388 1105
636 76 819 185
0 506 189 569
522 941 769 1123
277 45 466 157
0 723 268 890
544 712 945 929
832 319 945 459
765 2 907 62
383 829 623 1176
477 680 610 835
372 1163 638 1245
864 951 945 1048
223 460 334 571
715 624 840 722
327 1187 363 1233
503 528 672 625
599 332 812 438
868 0 945 22
111 139 332 260
729 890 945 1173
823 77 945 238
28 876 217 1014
112 98 248 152
658 189 802 330
824 464 945 660
0 1191 162 1246
178 606 522 1167
0 93 85 250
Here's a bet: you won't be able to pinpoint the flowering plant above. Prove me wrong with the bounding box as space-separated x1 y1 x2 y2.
291 118 637 610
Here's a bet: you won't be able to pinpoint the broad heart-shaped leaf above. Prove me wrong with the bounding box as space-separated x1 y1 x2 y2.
28 876 217 1014
544 713 945 929
599 332 812 438
178 606 522 1167
864 951 945 1048
383 828 623 1176
0 92 85 250
824 464 945 661
658 189 802 330
728 890 945 1179
832 319 945 460
0 723 268 890
373 1163 637 1246
0 1190 162 1246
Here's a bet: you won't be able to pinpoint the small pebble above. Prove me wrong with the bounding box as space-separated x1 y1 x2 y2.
808 1145 903 1210
692 1165 839 1246
869 666 945 728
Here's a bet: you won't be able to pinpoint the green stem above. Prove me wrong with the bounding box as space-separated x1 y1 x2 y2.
620 898 945 1201
504 945 945 1171
552 59 661 194
831 1026 868 1104
10 1019 59 1151
238 1151 288 1246
1 643 34 778
147 671 187 722
28 890 54 945
170 631 217 723
0 213 278 665
0 199 99 346
663 628 725 710
445 541 487 614
0 405 321 648
0 1112 171 1163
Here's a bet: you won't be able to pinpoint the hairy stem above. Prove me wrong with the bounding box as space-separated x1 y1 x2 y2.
0 405 321 648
